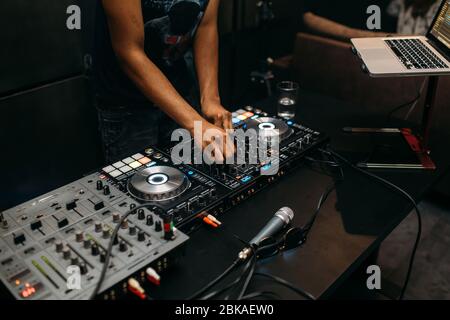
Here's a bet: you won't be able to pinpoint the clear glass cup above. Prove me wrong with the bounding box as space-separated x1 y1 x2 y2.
277 81 299 119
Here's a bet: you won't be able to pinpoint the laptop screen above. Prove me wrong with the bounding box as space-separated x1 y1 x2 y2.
430 0 450 51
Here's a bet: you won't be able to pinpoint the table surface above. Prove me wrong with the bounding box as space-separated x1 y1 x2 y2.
150 90 450 300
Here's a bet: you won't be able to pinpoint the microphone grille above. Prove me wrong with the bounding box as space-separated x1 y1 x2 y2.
276 207 294 223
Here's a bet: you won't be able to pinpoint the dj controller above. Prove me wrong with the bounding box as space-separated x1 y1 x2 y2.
0 106 328 300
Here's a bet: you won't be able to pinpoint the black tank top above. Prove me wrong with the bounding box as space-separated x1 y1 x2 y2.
93 0 209 107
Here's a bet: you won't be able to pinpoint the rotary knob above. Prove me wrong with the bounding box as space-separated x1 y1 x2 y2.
55 240 64 253
71 257 79 266
146 215 154 226
91 244 100 256
121 219 129 229
103 185 110 196
96 180 103 191
129 226 137 236
75 231 84 243
62 246 71 260
154 221 162 232
94 221 102 233
137 209 145 220
83 239 91 249
79 262 88 275
100 252 106 263
112 212 121 223
102 227 110 239
137 231 146 242
119 241 128 252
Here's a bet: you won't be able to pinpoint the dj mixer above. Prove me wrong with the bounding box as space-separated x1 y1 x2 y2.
0 106 328 300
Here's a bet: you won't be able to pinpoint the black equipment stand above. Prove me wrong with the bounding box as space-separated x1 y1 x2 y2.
345 76 441 170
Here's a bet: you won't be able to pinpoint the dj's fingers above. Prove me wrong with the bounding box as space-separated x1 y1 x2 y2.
223 111 232 130
211 141 225 164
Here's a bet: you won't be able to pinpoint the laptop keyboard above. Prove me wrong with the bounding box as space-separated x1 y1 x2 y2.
385 39 449 70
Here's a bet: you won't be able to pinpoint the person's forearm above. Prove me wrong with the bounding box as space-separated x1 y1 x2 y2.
303 12 388 41
118 48 203 132
194 9 221 106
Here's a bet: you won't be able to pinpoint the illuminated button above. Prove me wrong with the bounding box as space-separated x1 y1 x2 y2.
132 153 144 160
122 157 134 164
232 118 240 124
129 161 142 169
109 170 122 178
139 157 151 165
232 112 238 117
237 115 247 121
236 109 246 114
112 161 125 169
120 165 133 174
102 166 115 173
243 112 254 118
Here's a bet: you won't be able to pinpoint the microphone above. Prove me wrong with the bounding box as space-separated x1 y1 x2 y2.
239 207 294 260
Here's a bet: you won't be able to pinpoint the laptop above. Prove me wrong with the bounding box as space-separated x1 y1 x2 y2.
351 0 450 77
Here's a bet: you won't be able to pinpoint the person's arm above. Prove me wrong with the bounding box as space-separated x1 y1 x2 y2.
102 0 233 160
303 12 390 41
193 0 232 130
102 0 204 132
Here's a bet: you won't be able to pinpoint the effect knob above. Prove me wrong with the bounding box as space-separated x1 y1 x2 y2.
146 214 154 226
55 240 64 253
121 219 129 229
96 180 103 191
119 241 128 252
75 231 84 243
129 226 137 236
137 231 146 242
137 209 145 220
94 221 102 233
102 227 110 239
103 185 110 196
112 212 121 223
79 262 88 275
91 244 100 256
62 247 71 260
129 204 137 213
154 221 162 232
83 239 91 249
100 252 106 263
113 235 119 246
71 257 79 266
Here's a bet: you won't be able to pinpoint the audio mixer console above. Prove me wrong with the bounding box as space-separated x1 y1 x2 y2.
0 106 328 300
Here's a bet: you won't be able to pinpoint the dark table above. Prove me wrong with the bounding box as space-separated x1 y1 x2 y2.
154 90 450 300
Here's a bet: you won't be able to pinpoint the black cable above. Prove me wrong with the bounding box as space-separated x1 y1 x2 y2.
200 255 256 300
89 203 165 300
325 148 422 300
387 94 421 122
253 272 315 300
188 257 242 300
237 255 258 300
302 182 337 236
241 291 280 300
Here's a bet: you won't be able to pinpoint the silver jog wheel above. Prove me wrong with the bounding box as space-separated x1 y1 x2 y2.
246 117 293 141
128 166 190 202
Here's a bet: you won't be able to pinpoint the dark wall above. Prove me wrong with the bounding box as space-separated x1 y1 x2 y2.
0 0 103 210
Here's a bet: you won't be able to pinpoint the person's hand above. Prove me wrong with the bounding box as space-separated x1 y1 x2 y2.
189 119 235 164
202 101 233 131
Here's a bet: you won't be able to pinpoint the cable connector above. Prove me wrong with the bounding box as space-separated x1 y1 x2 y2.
146 267 161 286
202 216 218 228
128 278 146 300
207 215 222 226
238 247 253 261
